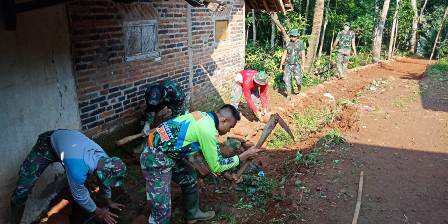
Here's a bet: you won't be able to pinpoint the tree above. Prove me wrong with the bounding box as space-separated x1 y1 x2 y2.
271 12 290 44
318 0 331 57
409 0 418 53
430 5 448 60
271 20 276 48
252 9 257 43
372 0 391 62
388 0 401 59
305 0 325 72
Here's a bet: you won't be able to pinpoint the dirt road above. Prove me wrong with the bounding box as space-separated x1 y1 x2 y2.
283 58 448 224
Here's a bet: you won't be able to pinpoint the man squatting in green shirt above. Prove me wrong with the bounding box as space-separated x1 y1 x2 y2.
140 104 262 223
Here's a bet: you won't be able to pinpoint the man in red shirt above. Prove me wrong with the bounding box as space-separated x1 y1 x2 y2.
230 70 269 119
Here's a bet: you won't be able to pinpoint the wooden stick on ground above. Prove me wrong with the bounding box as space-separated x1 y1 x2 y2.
352 171 364 224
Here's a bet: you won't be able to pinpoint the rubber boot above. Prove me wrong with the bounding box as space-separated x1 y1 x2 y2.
10 200 26 224
183 191 215 224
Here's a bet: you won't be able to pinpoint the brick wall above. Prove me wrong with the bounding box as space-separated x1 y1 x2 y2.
68 0 244 137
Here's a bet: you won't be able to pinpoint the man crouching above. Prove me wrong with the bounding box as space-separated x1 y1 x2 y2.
140 104 262 223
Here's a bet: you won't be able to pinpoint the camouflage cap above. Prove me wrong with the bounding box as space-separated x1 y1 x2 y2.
254 70 268 85
96 157 127 187
288 29 300 37
343 22 351 27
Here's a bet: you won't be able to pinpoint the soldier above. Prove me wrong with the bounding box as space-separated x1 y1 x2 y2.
230 69 269 120
115 80 187 153
332 22 357 78
140 104 262 224
280 29 306 99
143 80 187 137
10 129 127 224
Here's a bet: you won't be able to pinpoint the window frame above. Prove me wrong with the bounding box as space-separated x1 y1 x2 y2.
123 19 160 62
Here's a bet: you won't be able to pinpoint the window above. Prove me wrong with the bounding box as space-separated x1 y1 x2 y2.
215 20 229 42
124 20 160 62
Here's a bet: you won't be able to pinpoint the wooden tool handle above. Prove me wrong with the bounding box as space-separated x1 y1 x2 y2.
116 133 144 146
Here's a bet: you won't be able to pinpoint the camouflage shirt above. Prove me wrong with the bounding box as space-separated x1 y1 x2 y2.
285 40 305 65
337 30 355 54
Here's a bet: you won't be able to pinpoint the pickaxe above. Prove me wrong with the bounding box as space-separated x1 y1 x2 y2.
233 113 295 181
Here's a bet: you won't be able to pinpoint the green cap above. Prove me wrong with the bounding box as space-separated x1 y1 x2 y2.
343 22 351 27
96 157 127 187
288 29 300 36
254 70 268 85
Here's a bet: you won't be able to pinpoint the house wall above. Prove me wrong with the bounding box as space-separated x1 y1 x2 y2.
68 0 245 137
0 5 80 224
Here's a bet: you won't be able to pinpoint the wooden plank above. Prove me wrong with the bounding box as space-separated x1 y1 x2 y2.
262 0 271 12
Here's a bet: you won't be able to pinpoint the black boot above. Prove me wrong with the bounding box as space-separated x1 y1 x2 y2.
10 200 26 224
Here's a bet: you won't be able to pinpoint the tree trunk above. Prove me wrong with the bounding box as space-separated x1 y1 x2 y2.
409 0 418 53
388 0 400 59
252 9 256 43
414 0 429 52
430 5 448 60
305 0 310 21
271 19 276 48
318 0 331 57
318 18 328 57
245 28 249 45
271 12 290 44
392 18 399 53
372 0 391 62
305 0 325 72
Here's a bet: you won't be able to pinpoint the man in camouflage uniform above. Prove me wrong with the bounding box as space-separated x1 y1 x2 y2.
332 22 357 78
143 80 186 136
140 105 262 224
280 29 306 99
10 130 127 224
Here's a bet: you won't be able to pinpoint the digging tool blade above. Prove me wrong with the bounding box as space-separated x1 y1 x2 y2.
234 113 295 180
276 114 295 142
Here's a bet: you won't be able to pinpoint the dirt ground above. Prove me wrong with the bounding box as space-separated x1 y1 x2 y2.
37 58 448 224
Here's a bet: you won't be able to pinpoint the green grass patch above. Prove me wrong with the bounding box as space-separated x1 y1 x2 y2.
292 108 337 140
426 59 448 81
235 176 278 211
295 129 345 168
267 127 295 148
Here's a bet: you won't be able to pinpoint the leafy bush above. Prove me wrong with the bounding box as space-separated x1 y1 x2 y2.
438 40 448 59
426 59 448 81
349 51 373 69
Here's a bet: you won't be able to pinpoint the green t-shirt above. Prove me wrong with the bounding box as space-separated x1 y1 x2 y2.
148 111 240 174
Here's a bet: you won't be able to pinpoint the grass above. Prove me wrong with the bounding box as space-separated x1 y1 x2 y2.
426 59 448 81
294 129 345 168
267 127 295 148
292 108 338 141
211 211 237 224
267 106 343 149
235 175 278 211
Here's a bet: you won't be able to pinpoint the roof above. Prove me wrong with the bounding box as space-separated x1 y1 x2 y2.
245 0 294 13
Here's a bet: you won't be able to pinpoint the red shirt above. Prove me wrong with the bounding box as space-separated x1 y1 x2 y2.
236 70 268 113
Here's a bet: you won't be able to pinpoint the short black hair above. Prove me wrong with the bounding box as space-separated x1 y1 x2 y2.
219 104 241 121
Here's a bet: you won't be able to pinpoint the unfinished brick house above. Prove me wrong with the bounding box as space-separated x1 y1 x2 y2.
0 0 292 222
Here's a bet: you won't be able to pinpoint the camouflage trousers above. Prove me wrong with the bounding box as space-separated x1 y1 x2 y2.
336 53 351 77
230 81 260 110
283 64 303 96
10 131 59 224
140 146 198 224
